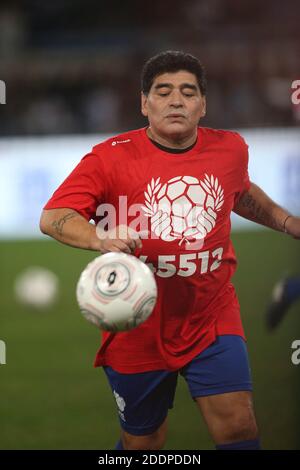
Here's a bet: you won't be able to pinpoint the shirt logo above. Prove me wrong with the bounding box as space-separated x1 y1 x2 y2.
142 175 224 246
111 139 131 146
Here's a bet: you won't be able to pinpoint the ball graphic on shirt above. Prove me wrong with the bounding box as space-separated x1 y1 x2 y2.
142 175 224 244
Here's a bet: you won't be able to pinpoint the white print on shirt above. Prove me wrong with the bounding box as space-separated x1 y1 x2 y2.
142 175 224 248
139 247 224 278
95 174 224 252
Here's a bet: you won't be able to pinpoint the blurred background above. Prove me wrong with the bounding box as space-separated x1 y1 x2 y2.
1 0 300 134
0 0 299 450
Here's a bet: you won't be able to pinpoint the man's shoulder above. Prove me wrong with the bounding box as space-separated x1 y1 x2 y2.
92 128 145 154
200 126 247 148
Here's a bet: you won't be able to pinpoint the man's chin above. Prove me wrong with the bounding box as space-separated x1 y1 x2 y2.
163 123 190 140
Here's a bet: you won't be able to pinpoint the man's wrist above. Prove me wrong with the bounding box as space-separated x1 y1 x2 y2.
89 229 104 252
283 214 293 234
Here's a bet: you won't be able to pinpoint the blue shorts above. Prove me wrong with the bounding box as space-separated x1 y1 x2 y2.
103 335 253 436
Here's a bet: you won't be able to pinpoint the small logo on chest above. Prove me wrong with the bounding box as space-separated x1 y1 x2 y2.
111 139 131 146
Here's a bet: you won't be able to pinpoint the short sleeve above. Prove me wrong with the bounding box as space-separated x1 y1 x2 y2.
43 152 106 222
233 134 251 205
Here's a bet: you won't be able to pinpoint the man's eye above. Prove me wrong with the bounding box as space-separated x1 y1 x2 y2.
183 93 194 97
159 93 169 97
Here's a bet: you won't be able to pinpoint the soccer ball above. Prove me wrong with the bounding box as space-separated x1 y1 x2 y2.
14 266 59 309
76 252 157 332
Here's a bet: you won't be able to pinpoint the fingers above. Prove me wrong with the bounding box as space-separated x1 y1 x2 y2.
127 227 149 250
133 237 142 250
124 227 140 251
122 226 149 251
114 240 133 254
102 226 148 254
102 240 132 254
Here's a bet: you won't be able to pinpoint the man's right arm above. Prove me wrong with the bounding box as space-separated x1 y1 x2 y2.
40 208 102 251
39 208 142 253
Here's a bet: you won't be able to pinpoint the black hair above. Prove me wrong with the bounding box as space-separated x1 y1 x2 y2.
141 50 207 96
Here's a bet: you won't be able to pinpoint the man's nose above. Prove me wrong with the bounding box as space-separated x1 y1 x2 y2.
169 90 184 107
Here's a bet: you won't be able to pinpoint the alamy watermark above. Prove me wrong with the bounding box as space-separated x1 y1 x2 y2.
291 340 300 366
291 80 300 105
0 340 6 365
0 80 6 104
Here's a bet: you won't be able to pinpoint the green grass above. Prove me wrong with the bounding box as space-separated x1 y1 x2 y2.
0 232 299 449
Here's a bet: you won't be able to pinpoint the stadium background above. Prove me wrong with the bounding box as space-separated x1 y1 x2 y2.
0 0 299 450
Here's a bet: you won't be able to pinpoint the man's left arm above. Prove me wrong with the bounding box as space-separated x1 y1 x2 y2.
233 182 300 239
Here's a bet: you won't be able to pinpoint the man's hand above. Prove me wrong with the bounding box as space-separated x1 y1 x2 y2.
285 216 300 239
96 225 146 254
40 209 148 254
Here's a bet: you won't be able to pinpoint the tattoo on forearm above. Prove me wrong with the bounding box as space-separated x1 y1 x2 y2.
52 211 78 236
240 194 280 230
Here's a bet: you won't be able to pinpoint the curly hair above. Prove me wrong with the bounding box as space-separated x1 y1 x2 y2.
141 50 207 96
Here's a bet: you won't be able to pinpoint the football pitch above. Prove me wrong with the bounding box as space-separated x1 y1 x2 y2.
0 230 299 450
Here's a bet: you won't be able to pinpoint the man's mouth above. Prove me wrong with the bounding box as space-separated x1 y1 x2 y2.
166 114 186 119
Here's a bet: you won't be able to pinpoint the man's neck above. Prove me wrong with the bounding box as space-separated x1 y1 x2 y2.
146 127 197 149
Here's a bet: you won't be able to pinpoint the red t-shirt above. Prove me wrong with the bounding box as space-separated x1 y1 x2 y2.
44 127 251 373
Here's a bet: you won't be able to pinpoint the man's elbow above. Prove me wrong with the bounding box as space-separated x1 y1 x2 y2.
39 211 52 235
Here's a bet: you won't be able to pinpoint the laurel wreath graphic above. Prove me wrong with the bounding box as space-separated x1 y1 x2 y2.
200 174 224 212
142 177 162 217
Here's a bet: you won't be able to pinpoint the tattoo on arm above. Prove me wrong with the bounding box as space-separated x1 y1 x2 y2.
52 211 79 236
239 193 280 230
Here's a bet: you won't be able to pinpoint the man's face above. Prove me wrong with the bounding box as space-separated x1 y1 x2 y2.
141 70 206 141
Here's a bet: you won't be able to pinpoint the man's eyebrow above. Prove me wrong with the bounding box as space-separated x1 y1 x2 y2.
154 83 198 91
180 83 198 91
154 83 172 90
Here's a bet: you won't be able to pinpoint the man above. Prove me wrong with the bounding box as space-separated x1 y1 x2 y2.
40 51 300 450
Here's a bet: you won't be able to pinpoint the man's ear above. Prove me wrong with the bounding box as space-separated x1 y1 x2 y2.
141 92 148 117
201 96 206 117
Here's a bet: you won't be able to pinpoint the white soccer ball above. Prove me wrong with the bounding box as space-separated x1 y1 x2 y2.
76 252 157 332
14 267 59 309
